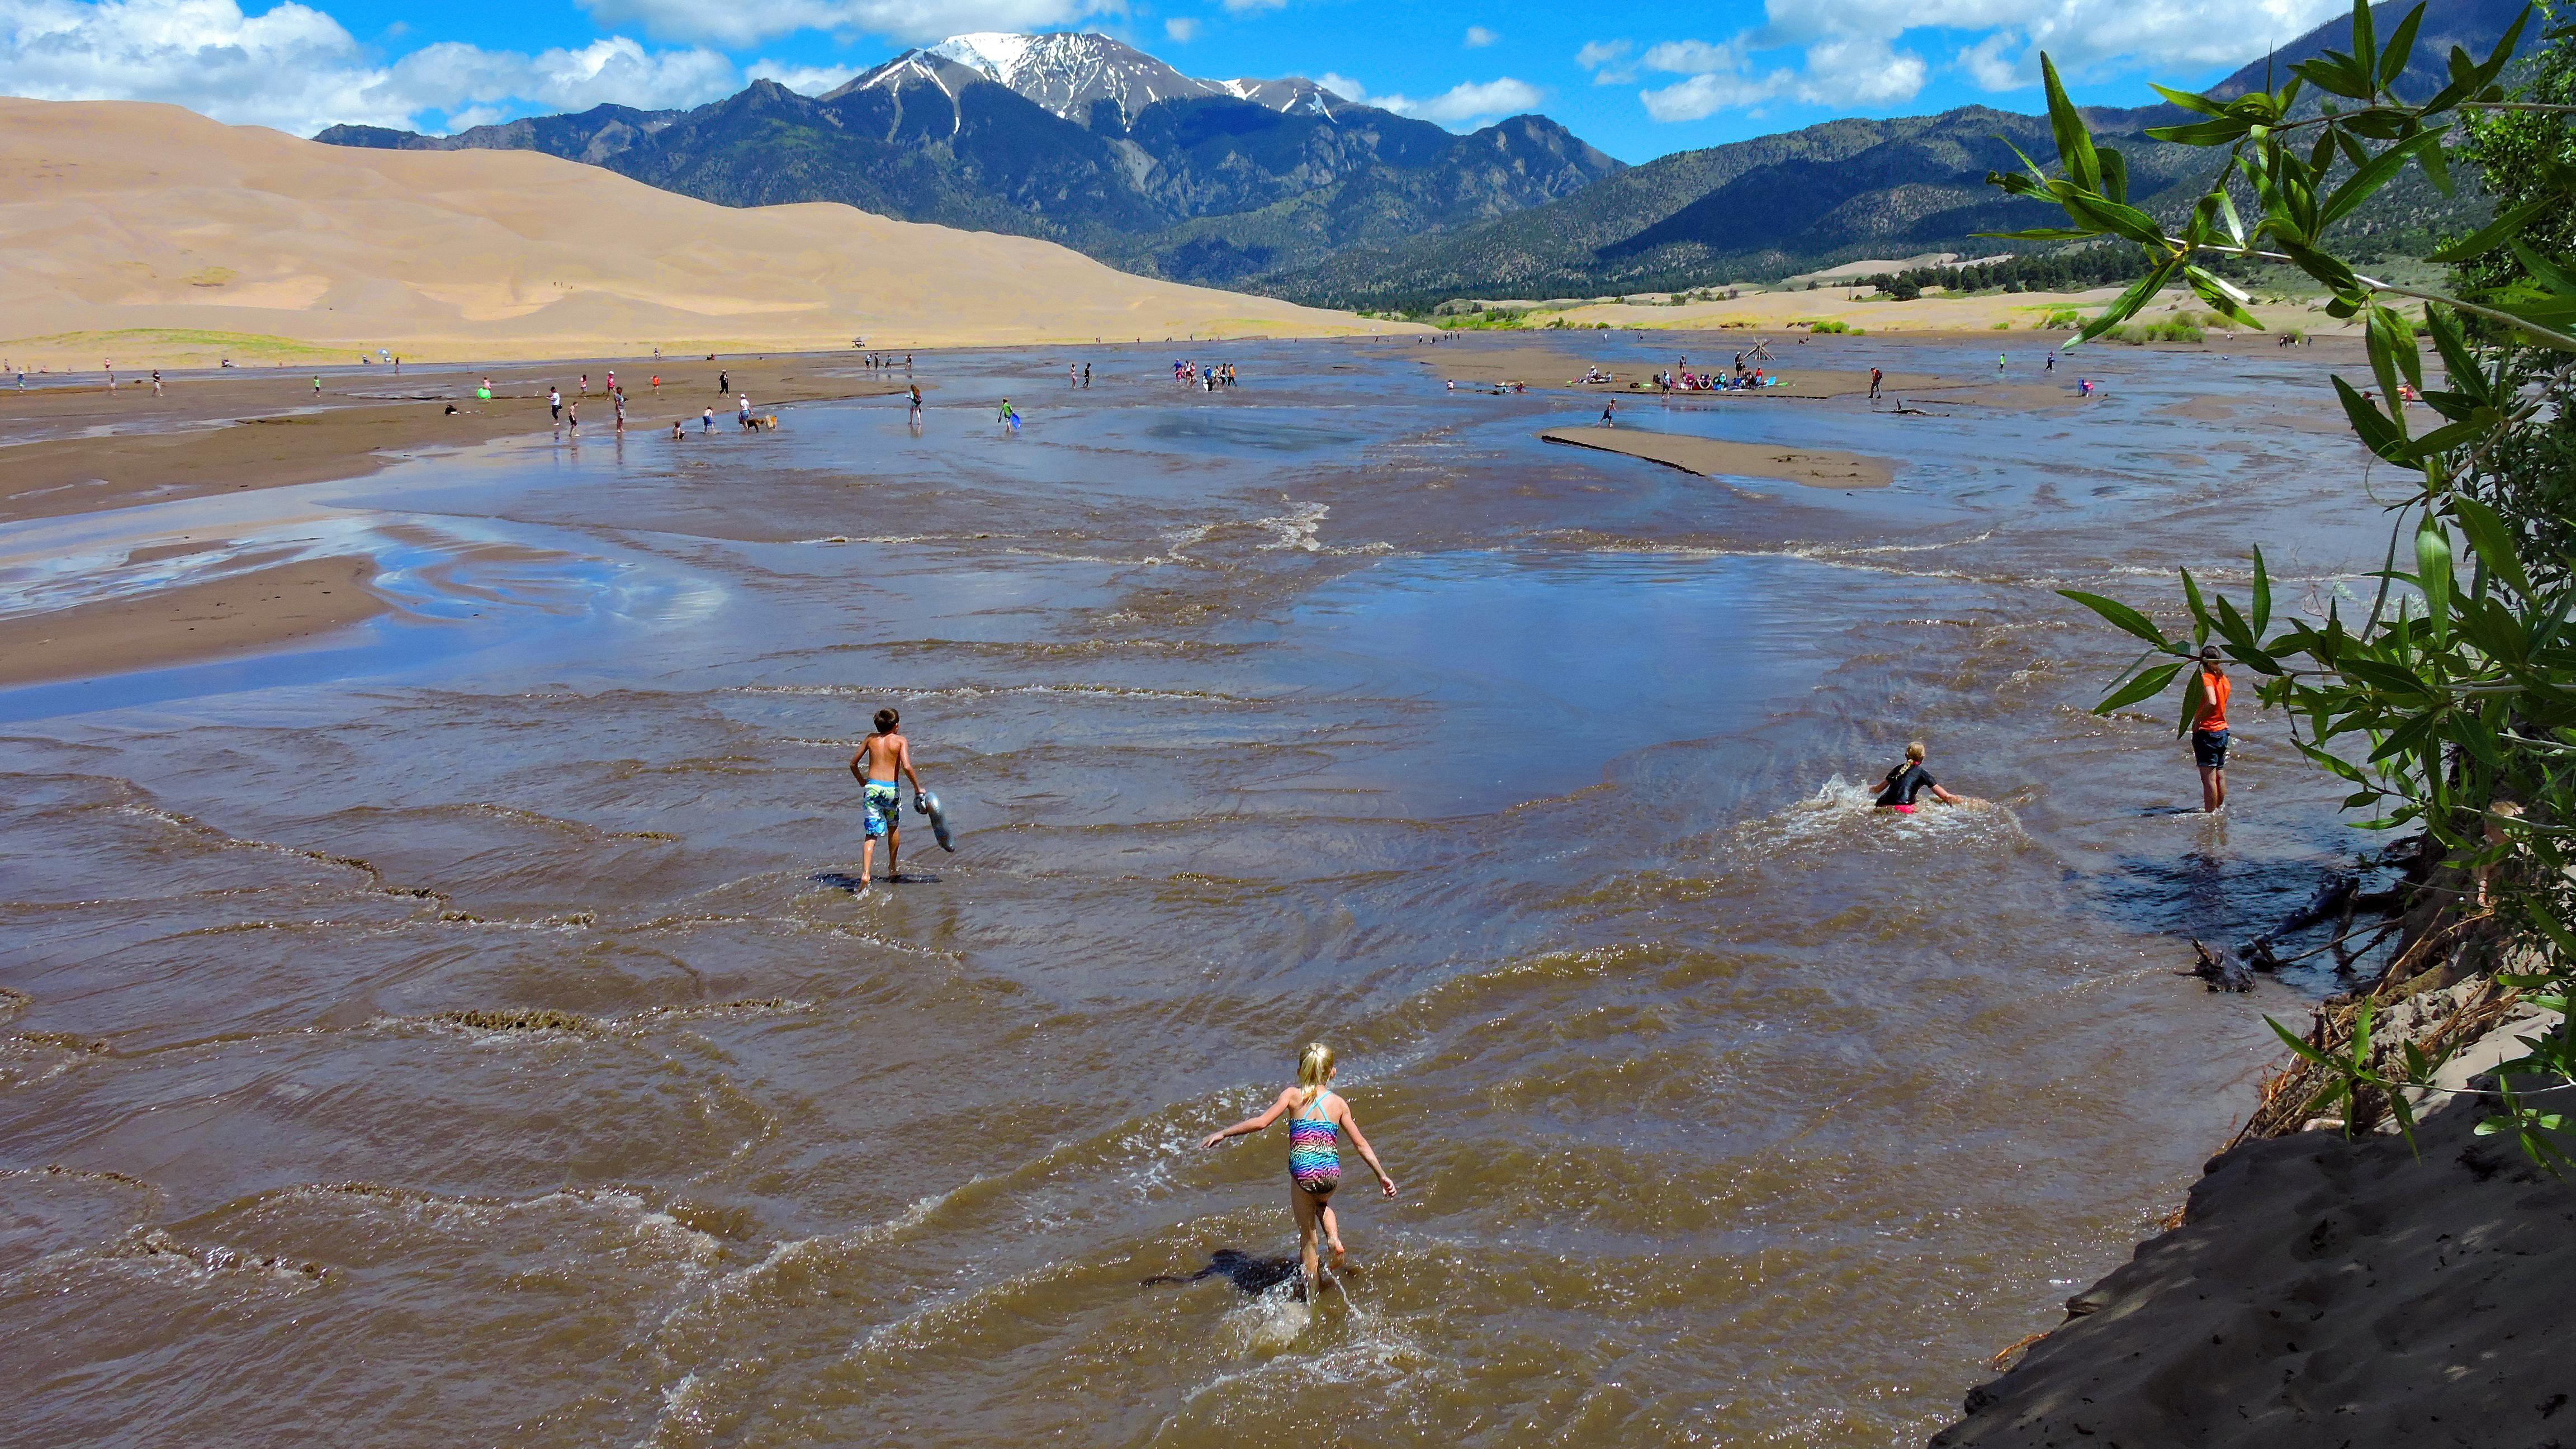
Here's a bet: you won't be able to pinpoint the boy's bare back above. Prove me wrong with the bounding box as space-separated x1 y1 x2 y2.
853 730 911 783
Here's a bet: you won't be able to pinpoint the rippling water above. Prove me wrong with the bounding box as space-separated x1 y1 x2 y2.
2 338 2395 1446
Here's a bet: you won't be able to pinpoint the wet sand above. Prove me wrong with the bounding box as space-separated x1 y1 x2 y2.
0 553 382 689
1539 425 1895 488
0 359 910 525
0 334 2408 1447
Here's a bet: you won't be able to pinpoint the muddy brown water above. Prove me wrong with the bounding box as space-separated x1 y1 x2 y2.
2 337 2399 1446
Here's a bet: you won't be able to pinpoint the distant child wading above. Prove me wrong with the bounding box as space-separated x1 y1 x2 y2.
2191 646 2231 812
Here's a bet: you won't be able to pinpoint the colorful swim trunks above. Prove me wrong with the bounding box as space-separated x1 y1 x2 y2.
863 780 901 838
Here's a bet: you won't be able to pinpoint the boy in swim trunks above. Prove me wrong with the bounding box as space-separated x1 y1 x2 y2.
850 707 925 887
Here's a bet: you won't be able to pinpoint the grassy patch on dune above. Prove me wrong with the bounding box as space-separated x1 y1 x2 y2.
1 328 343 362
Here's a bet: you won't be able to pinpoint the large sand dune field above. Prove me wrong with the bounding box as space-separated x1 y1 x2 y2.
0 97 1414 366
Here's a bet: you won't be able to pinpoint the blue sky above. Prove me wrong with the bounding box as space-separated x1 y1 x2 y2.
2 0 2356 160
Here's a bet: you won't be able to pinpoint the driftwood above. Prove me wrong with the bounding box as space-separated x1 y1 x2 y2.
2239 873 2360 970
2187 939 2257 992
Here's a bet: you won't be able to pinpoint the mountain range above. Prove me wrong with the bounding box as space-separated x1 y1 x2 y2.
318 34 1621 290
318 0 2523 311
1265 0 2523 309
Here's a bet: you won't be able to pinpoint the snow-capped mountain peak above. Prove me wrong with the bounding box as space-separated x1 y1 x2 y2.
923 32 1039 80
916 31 1221 127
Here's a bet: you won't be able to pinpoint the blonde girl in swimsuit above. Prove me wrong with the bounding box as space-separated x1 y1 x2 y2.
1200 1042 1396 1294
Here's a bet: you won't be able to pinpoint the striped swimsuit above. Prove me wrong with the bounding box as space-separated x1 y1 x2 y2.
1287 1096 1342 1195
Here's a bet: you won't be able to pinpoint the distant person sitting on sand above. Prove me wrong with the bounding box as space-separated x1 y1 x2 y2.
1874 742 1962 814
849 707 925 887
1198 1041 1397 1299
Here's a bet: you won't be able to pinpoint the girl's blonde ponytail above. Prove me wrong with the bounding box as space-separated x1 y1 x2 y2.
1296 1042 1336 1109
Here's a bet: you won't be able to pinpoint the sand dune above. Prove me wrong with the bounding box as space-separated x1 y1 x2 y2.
0 98 1416 366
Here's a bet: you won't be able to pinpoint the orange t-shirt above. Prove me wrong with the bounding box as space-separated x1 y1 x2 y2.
2194 668 2231 733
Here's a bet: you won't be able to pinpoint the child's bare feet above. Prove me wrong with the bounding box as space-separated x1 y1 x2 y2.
1328 1237 1347 1266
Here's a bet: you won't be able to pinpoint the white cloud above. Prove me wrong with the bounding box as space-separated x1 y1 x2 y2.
1318 73 1542 128
390 36 740 113
1575 37 1633 85
1313 70 1368 102
1463 25 1495 48
1632 0 2352 123
1164 16 1198 42
0 0 744 135
746 58 853 93
1220 0 1283 11
1956 31 2021 89
576 0 1109 49
1401 76 1541 122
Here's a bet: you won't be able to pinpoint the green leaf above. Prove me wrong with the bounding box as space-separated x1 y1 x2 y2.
2146 117 2257 145
2333 375 2418 467
2480 7 2533 87
2296 54 2376 100
2100 146 2130 205
2507 240 2576 295
2419 131 2454 196
2427 197 2560 263
2279 238 2361 295
2267 1014 2339 1069
2060 590 2176 650
2418 517 2454 644
2320 129 2449 229
2177 665 2208 740
2217 186 2250 249
2526 897 2576 960
2149 82 2228 117
2179 567 2214 645
2379 3 2426 89
2369 303 2425 396
2425 306 2487 405
2350 0 2378 88
2185 266 2265 329
2097 661 2188 714
2040 54 2101 193
2340 657 2436 700
2450 495 2533 599
2063 193 2172 247
2251 545 2272 633
2081 255 2183 342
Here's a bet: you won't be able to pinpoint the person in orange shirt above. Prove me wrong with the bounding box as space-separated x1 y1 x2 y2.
2191 645 2232 812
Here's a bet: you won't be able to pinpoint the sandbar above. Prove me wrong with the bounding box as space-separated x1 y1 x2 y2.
0 553 383 689
1540 426 1894 489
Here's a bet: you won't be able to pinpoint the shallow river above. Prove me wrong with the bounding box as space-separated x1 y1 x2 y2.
3 336 2394 1446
